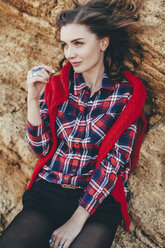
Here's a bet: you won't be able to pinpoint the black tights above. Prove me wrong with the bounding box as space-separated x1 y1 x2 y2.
0 209 117 248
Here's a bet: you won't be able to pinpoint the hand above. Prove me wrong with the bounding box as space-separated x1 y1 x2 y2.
49 206 90 248
27 64 55 100
49 218 84 248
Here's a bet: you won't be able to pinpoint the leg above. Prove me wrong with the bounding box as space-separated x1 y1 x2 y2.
70 221 118 248
0 209 54 248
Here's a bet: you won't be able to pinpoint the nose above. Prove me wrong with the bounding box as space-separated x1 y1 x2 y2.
65 45 76 60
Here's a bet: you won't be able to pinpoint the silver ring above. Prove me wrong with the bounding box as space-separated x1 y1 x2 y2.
31 66 42 77
58 243 64 248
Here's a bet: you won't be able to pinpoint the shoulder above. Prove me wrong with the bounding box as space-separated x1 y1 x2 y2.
122 70 146 94
116 71 147 115
116 71 146 100
114 78 133 98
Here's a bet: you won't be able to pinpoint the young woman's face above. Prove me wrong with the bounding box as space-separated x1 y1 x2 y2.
60 23 106 74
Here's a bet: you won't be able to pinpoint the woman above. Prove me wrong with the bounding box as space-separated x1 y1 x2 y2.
0 0 147 247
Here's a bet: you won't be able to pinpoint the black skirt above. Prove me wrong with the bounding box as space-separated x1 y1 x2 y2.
22 179 122 230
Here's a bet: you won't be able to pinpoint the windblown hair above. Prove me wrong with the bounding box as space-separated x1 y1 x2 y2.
57 0 144 83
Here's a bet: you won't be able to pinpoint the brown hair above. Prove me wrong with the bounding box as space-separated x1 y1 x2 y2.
57 0 144 83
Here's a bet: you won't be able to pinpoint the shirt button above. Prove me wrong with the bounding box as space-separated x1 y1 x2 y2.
64 177 68 180
79 106 84 112
72 169 76 172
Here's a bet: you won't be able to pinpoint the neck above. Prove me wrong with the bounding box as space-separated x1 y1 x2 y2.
82 63 105 94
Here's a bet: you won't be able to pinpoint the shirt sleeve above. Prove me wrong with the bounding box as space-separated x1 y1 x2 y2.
79 119 138 215
26 93 52 157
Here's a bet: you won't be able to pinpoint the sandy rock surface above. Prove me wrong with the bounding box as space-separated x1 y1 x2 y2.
0 0 164 247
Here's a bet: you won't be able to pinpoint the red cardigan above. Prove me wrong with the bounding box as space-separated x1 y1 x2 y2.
27 62 147 232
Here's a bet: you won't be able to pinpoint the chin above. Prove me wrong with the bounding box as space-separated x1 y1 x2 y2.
72 65 89 74
72 67 83 74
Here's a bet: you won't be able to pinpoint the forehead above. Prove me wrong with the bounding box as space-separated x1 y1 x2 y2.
60 23 93 41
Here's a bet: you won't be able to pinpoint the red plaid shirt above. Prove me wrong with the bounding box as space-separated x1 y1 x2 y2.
26 72 138 214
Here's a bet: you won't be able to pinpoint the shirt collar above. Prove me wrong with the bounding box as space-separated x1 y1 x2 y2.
73 72 114 96
74 73 87 96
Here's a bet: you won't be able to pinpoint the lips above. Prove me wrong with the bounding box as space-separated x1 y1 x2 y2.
71 62 82 66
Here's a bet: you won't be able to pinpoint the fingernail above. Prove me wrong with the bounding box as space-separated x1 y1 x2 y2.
51 69 56 73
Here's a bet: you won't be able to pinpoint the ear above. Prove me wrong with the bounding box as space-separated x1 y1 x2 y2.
100 37 110 52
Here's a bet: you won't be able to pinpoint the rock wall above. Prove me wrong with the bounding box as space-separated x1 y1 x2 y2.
0 0 164 247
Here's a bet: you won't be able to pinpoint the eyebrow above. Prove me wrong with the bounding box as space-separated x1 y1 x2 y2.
60 38 85 43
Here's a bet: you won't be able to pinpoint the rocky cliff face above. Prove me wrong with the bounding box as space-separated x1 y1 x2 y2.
0 0 164 247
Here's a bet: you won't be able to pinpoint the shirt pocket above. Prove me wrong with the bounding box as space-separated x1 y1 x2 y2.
55 110 77 141
90 113 116 145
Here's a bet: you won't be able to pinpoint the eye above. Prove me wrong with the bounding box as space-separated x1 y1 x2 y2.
61 43 66 49
74 41 83 47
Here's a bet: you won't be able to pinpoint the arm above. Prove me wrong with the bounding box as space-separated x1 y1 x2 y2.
26 65 55 157
79 119 138 215
26 95 52 157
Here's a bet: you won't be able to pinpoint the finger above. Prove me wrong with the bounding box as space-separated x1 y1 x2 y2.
36 64 55 74
63 239 71 248
51 241 56 248
54 238 61 248
28 65 55 79
49 239 54 248
27 73 44 80
51 232 59 248
38 68 49 79
27 76 48 84
28 69 49 81
28 69 49 80
57 238 66 248
49 236 56 248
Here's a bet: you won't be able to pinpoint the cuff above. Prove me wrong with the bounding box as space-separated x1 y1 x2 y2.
79 190 101 215
27 120 45 137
